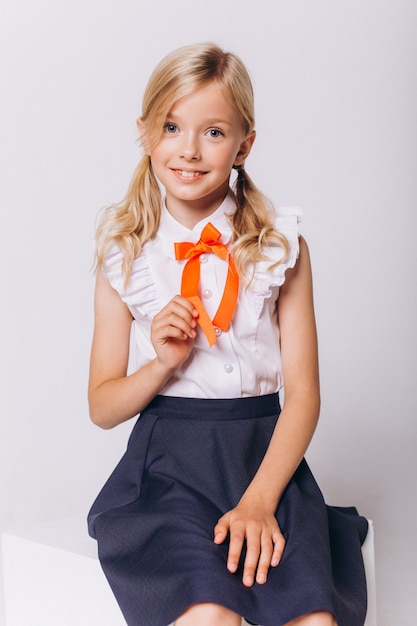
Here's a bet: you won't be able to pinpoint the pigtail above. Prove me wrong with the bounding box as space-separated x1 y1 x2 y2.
95 155 162 286
230 166 290 284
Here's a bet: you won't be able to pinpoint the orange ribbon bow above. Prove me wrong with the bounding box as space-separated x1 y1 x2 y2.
174 222 239 347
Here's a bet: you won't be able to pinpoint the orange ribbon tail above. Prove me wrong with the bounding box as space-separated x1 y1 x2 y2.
174 222 239 347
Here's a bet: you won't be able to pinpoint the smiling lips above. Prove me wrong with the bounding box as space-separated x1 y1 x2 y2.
172 169 207 180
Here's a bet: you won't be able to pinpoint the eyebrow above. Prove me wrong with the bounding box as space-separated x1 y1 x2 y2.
165 114 234 127
204 118 234 126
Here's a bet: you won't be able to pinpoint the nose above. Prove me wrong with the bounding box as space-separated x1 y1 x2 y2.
180 132 201 161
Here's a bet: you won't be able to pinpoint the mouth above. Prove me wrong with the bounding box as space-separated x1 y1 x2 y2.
172 169 207 180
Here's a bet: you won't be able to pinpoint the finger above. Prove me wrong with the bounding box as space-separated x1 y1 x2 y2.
271 529 286 567
213 518 229 544
155 297 197 324
242 531 261 587
153 310 196 340
165 316 196 339
171 295 199 319
165 299 198 336
255 532 274 584
152 322 192 343
227 525 245 574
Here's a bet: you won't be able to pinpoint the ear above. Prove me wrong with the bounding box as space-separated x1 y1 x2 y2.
234 130 256 166
136 117 151 155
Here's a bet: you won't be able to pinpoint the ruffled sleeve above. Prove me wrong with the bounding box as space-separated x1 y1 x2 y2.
101 243 160 317
250 206 302 315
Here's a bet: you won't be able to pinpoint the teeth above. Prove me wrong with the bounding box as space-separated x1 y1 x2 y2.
179 170 200 178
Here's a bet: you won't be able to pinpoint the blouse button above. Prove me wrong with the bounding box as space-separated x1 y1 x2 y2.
224 363 233 373
214 327 222 337
200 253 208 263
203 289 212 299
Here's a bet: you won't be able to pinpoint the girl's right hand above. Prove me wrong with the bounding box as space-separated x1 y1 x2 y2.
89 278 198 428
151 295 199 372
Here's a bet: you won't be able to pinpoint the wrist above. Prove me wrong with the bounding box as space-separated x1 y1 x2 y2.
151 357 177 380
239 486 281 515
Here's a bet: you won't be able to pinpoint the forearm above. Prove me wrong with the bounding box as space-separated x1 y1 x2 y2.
242 236 321 512
88 358 175 429
241 386 320 512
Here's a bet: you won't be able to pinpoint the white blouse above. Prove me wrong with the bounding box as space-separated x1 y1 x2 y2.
102 192 302 399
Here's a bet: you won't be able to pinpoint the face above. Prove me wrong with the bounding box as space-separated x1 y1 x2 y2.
140 81 255 228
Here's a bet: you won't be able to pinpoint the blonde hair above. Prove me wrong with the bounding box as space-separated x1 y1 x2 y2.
95 43 289 283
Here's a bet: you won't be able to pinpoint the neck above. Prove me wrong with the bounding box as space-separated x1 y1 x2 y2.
165 188 230 229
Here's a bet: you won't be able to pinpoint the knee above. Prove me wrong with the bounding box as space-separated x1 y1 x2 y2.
285 611 337 626
175 602 241 626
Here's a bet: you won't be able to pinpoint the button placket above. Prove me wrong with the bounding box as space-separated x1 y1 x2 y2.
198 252 223 320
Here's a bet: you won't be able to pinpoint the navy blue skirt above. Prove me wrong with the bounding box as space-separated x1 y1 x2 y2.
88 394 368 626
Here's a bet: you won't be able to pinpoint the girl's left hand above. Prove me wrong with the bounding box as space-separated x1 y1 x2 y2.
213 501 286 587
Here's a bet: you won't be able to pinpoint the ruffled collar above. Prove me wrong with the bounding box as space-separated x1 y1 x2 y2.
156 191 236 260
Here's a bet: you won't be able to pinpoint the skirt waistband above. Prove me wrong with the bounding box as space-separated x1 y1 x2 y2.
143 393 280 421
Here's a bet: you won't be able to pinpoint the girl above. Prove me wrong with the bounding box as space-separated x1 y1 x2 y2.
87 43 368 626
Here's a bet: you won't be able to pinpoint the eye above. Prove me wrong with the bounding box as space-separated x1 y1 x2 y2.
206 128 224 138
164 123 179 134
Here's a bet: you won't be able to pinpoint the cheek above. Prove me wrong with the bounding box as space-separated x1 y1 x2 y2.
150 144 168 166
212 145 240 169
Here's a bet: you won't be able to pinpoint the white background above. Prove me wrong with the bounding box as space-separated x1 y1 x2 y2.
1 0 416 624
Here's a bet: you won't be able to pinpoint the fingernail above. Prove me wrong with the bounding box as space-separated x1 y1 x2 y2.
228 561 237 573
257 573 266 584
243 574 253 586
